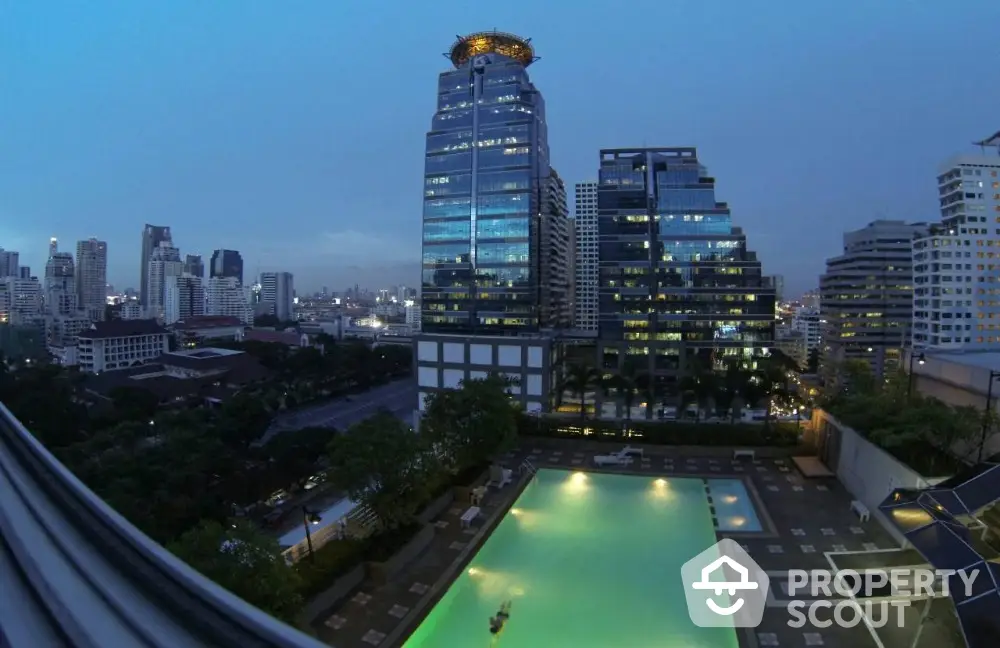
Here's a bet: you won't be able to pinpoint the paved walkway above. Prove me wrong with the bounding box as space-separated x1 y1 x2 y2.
307 438 956 648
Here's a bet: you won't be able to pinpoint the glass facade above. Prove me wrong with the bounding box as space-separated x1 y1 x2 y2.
596 148 775 381
421 33 549 334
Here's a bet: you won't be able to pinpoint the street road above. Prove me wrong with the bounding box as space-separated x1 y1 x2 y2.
263 378 417 441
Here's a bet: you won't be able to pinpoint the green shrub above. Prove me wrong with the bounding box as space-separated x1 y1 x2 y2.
519 415 799 447
362 523 422 563
451 462 490 487
295 538 366 598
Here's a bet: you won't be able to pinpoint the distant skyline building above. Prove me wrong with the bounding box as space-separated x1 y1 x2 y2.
164 274 205 325
573 181 599 330
75 238 107 322
820 219 925 381
210 249 244 285
0 248 19 278
139 224 171 306
259 271 294 321
594 147 776 412
912 137 1000 351
205 276 253 325
146 240 184 321
184 254 204 279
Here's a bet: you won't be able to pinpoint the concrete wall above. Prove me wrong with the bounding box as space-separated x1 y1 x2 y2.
809 410 949 545
905 349 1000 459
414 333 553 413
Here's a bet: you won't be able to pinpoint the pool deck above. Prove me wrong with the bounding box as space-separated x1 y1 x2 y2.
310 439 942 648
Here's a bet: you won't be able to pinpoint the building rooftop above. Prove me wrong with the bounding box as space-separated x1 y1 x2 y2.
925 351 1000 372
447 31 535 69
173 316 243 330
78 319 167 339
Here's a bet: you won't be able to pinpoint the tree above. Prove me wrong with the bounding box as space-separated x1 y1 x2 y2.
218 392 272 448
168 519 303 622
807 348 820 374
562 363 600 419
327 412 430 530
421 374 519 471
263 425 337 486
109 385 161 423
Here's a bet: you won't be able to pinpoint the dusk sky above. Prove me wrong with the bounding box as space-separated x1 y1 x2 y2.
2 1 997 295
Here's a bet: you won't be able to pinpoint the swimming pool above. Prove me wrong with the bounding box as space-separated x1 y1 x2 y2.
403 469 755 647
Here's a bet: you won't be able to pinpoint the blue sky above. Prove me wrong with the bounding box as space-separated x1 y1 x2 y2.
1 1 997 295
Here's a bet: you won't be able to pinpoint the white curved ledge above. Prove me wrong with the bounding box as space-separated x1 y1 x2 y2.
0 402 331 648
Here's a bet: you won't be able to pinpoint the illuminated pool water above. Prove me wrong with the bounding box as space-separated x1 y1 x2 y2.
403 470 748 648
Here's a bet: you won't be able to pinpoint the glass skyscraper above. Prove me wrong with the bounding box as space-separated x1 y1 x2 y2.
420 31 551 335
597 147 775 387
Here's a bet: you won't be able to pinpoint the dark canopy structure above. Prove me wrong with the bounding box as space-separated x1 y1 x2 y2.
879 459 1000 646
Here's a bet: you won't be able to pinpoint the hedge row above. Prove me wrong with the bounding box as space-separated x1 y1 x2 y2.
517 415 800 447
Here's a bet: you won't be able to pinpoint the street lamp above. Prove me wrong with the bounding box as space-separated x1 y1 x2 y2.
978 370 1000 463
795 406 802 427
302 506 322 562
906 352 926 398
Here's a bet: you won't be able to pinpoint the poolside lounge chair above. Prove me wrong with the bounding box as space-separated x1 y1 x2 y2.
593 453 634 467
488 465 513 488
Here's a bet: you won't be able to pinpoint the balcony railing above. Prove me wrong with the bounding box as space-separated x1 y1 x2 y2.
0 402 330 648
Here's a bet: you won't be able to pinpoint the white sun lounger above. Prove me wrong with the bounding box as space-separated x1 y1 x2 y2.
593 453 634 467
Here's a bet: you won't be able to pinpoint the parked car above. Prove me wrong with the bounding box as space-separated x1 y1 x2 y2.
266 489 289 507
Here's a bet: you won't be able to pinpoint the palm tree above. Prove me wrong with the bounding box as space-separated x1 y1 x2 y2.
755 356 790 427
562 363 600 420
680 353 718 421
720 357 753 423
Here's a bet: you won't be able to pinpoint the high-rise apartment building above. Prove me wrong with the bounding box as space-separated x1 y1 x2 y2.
539 169 574 329
75 238 107 322
205 276 253 325
259 271 295 321
139 225 171 306
44 245 77 316
820 220 925 380
574 181 599 330
596 147 775 395
0 277 43 325
147 240 184 321
210 249 244 285
415 32 564 417
184 254 205 279
164 275 205 325
912 134 1000 350
0 248 19 277
44 241 89 349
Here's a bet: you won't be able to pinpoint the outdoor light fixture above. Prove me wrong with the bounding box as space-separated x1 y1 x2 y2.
302 507 322 561
907 352 927 397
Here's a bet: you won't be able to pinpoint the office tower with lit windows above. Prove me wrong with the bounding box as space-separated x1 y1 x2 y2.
595 147 775 395
415 32 565 417
820 220 925 381
912 132 1000 350
420 31 559 335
